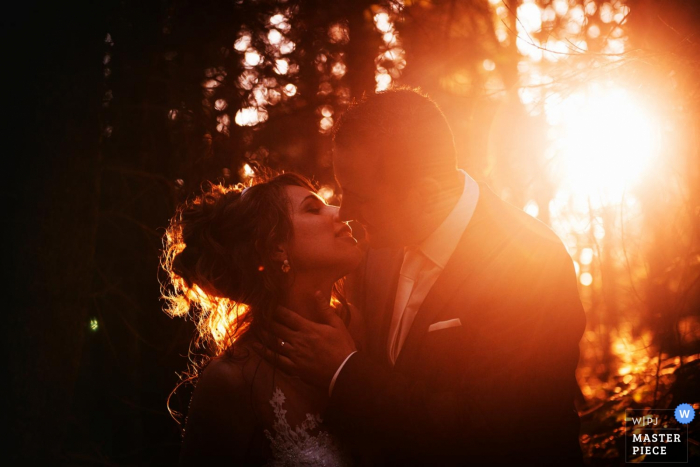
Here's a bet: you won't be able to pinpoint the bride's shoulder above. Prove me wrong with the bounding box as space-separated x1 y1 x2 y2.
180 349 263 463
194 354 250 401
199 342 266 389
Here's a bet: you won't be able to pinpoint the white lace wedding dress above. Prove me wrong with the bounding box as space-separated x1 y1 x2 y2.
264 387 352 467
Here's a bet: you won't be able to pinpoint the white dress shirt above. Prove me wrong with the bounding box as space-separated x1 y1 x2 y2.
387 170 479 364
329 170 480 394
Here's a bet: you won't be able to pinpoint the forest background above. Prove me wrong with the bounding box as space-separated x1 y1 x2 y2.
6 0 699 464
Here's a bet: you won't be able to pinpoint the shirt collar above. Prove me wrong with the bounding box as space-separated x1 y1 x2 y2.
416 170 480 269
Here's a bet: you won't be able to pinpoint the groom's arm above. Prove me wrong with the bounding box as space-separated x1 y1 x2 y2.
327 246 586 464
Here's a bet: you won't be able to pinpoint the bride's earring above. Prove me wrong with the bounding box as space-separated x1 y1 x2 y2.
281 259 291 273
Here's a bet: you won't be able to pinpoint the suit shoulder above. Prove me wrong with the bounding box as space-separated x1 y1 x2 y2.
479 184 567 254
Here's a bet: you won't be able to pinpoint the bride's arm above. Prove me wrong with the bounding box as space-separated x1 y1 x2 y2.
179 357 256 465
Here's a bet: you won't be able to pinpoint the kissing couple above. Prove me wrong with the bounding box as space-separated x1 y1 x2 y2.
164 88 586 466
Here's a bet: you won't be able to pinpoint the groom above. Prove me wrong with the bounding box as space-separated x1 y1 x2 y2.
266 89 585 465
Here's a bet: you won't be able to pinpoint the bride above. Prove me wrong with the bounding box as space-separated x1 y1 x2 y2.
161 173 364 465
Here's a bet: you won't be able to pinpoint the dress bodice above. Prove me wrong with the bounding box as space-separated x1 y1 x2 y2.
263 387 351 467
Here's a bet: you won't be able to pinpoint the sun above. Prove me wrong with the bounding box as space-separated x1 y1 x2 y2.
548 83 659 206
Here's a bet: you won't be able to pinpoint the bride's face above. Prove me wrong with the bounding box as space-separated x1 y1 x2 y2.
283 185 363 278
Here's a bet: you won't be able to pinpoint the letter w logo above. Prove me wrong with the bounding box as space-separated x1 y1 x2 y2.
680 409 691 418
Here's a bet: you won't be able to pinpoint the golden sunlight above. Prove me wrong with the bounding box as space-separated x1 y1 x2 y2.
235 107 268 126
547 84 658 205
242 163 255 179
208 302 249 349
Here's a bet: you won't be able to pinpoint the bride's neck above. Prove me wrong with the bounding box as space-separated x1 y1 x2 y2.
280 273 335 322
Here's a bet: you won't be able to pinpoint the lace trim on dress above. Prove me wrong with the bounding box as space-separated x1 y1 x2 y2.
263 387 351 467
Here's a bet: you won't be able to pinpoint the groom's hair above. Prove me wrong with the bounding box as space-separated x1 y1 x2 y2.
333 87 457 183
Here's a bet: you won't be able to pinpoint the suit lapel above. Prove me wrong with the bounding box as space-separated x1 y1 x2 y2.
393 184 504 372
364 247 404 364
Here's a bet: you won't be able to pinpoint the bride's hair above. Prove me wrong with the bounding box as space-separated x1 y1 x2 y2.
160 172 347 411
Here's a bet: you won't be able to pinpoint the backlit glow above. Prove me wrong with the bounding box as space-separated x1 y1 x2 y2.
580 247 594 265
243 164 255 178
548 85 658 204
524 200 539 218
373 9 405 92
234 33 251 52
318 185 335 201
268 29 282 45
244 50 262 67
580 272 593 286
235 107 268 126
274 59 289 75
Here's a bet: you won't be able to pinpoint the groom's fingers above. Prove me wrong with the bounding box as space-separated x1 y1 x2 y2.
256 328 294 355
313 290 336 325
276 340 294 357
274 305 308 331
253 345 296 373
258 326 289 347
268 321 299 344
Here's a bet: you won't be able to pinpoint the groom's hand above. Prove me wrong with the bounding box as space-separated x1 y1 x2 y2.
256 291 357 390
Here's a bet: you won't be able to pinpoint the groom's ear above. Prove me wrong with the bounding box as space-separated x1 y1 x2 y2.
411 177 442 214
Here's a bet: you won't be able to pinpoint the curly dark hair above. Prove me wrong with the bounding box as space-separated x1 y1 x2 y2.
161 172 347 359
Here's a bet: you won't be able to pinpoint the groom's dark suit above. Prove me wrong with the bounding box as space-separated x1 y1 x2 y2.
327 182 586 466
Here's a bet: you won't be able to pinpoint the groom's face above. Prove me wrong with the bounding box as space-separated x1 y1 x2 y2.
333 147 416 248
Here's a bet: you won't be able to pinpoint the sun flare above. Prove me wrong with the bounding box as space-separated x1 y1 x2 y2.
548 84 659 205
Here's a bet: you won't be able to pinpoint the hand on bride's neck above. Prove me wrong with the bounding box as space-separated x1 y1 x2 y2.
280 273 335 322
